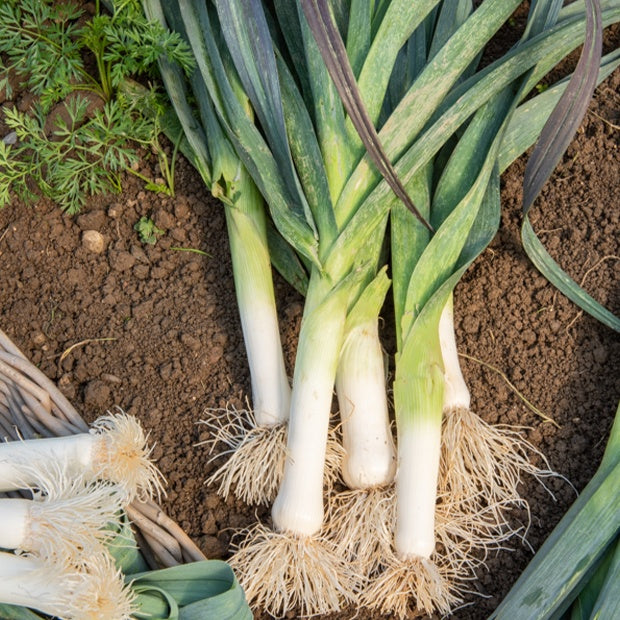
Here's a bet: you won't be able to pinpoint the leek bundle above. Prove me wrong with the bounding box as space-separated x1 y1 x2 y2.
0 411 253 619
144 0 620 616
0 412 159 619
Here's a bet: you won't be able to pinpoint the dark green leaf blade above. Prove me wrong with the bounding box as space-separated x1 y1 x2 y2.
214 0 303 207
520 0 618 331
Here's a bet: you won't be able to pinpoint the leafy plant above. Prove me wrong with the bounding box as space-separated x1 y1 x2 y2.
81 0 195 102
0 0 88 111
134 215 165 245
0 0 193 211
0 0 192 110
0 97 146 213
118 80 184 196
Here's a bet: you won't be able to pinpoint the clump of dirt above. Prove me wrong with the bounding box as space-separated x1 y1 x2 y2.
1 23 619 620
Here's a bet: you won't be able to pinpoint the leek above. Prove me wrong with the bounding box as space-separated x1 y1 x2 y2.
0 467 123 563
0 552 135 620
0 412 163 502
144 0 619 616
143 0 292 506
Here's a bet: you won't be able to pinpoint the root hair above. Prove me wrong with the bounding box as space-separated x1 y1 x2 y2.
91 410 165 503
230 521 357 617
199 406 344 505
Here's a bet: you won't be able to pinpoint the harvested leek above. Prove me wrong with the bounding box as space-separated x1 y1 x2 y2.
0 412 163 502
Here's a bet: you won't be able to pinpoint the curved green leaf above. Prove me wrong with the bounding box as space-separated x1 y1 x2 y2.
518 0 618 331
170 0 320 267
215 0 315 231
499 49 620 173
129 560 253 620
521 218 620 331
300 0 433 232
0 606 43 619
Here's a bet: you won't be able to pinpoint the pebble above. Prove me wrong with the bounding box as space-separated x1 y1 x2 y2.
132 299 154 320
101 373 122 384
31 331 46 346
180 333 201 351
462 315 480 334
133 264 150 280
108 203 121 218
82 230 106 253
207 344 224 365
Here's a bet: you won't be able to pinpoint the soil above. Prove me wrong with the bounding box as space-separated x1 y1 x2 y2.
1 13 619 620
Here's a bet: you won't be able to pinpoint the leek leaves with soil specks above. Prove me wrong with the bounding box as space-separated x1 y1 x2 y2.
145 0 619 616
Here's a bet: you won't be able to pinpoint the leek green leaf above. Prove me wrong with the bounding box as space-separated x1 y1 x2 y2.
0 605 44 619
129 560 253 620
521 219 620 332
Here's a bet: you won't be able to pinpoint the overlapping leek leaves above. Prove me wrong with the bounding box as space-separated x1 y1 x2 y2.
144 0 619 616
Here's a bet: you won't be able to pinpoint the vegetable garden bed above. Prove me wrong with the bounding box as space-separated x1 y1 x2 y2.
0 3 618 619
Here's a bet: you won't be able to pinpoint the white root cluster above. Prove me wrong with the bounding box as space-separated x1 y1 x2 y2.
89 411 166 502
358 553 470 618
200 405 345 505
199 407 288 505
1 463 124 564
229 521 358 617
0 552 136 620
0 411 165 503
326 486 394 578
441 405 555 528
0 412 164 617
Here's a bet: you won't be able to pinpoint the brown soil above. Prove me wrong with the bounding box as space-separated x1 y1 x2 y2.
1 22 619 620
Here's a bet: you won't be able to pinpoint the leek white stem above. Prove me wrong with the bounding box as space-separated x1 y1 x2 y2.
395 418 442 560
0 412 163 501
0 552 135 619
225 200 291 427
271 345 335 535
393 326 445 563
336 321 396 489
439 295 470 411
271 276 348 536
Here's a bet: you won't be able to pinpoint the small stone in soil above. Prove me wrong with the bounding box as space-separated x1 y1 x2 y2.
82 230 106 253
